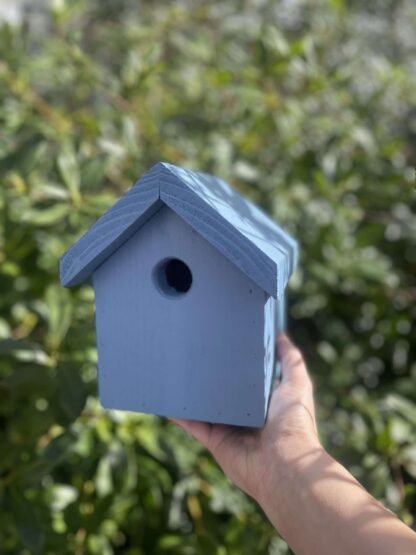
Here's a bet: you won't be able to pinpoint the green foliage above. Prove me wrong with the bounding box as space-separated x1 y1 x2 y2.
0 0 415 552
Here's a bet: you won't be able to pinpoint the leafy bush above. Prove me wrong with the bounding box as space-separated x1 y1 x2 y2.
0 1 415 553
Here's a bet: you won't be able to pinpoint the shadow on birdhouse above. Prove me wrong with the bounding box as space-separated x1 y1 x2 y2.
60 162 298 427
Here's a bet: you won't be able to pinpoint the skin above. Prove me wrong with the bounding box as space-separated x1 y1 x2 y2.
172 333 416 554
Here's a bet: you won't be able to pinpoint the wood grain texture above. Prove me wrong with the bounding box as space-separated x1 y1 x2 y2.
93 205 267 427
60 165 162 286
159 166 277 297
61 161 298 426
161 163 298 298
60 161 298 298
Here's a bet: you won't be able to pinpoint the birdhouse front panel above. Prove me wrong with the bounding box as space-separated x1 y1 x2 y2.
93 205 269 427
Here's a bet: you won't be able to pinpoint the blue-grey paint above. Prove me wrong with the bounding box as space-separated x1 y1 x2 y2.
94 206 269 427
60 161 299 427
263 295 276 417
60 162 298 299
60 169 161 287
162 164 298 294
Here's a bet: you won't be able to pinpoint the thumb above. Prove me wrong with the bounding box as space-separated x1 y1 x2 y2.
276 333 312 389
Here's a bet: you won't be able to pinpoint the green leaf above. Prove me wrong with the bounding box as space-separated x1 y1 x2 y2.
95 455 113 497
57 146 81 203
57 364 87 421
10 490 44 553
32 183 70 201
0 340 54 367
81 156 108 189
45 284 72 350
383 395 416 427
22 203 70 226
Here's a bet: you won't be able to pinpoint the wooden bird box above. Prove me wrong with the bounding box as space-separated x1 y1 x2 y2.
60 162 298 427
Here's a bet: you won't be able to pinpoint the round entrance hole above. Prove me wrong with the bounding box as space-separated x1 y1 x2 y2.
154 258 193 298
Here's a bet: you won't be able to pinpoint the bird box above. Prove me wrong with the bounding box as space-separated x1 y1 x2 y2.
60 162 298 427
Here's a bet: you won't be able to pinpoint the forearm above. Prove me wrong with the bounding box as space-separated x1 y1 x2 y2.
258 438 416 555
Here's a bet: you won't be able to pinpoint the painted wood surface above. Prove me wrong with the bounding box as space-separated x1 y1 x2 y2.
60 162 298 299
273 295 286 383
60 167 162 287
263 295 276 416
60 161 298 426
93 205 269 427
161 163 298 298
159 166 277 297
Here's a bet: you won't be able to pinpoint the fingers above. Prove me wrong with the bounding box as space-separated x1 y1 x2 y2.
170 418 213 450
276 333 312 390
171 419 241 460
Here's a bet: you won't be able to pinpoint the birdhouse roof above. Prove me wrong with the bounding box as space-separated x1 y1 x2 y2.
60 162 298 298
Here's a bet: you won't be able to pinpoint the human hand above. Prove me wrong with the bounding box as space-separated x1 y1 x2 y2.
173 334 416 554
171 333 321 503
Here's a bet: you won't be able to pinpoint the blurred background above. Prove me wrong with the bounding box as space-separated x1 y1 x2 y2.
0 0 415 553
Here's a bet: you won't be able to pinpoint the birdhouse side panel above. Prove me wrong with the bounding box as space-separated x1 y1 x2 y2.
263 295 276 419
93 205 267 427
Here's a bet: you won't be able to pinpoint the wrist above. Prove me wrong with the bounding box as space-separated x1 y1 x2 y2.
256 434 325 508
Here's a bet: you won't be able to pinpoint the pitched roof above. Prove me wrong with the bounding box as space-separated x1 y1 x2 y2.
60 162 298 298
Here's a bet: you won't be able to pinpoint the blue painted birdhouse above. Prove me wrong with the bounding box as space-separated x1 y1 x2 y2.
60 162 298 427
